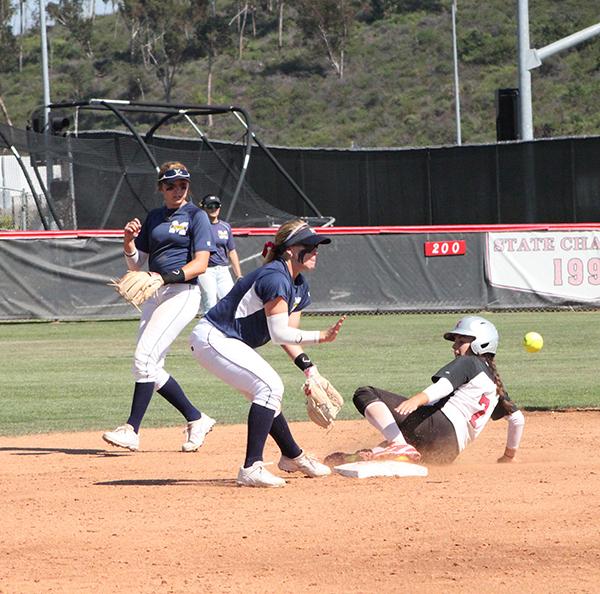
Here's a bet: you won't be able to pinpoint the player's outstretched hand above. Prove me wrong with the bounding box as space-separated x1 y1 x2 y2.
319 315 346 343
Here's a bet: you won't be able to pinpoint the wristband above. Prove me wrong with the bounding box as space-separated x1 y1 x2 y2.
160 269 186 284
294 353 314 372
124 249 137 257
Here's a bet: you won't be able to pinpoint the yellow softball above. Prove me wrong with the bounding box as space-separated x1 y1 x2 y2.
523 331 544 353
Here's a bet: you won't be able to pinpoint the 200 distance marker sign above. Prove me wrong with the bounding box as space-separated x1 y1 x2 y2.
424 240 466 257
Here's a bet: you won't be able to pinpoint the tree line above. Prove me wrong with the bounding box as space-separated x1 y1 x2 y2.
0 0 598 147
1 1 445 106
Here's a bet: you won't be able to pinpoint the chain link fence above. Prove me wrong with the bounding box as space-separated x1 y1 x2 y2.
0 185 47 230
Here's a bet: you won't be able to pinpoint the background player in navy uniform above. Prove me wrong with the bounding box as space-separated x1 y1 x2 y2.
103 162 217 453
198 194 243 314
348 316 525 464
190 219 346 487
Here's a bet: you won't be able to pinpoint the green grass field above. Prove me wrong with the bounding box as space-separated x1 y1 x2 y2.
1 311 598 436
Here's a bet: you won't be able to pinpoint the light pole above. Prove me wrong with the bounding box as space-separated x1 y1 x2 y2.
39 0 51 131
517 0 600 140
451 0 462 145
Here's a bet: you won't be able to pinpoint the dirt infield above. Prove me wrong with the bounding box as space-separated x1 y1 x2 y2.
1 411 599 594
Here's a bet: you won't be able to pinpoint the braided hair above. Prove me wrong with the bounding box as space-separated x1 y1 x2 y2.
480 352 516 414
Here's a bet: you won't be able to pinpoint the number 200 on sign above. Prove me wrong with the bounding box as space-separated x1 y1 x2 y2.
424 240 466 257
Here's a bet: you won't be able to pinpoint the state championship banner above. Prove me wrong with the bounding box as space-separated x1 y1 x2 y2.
486 231 600 302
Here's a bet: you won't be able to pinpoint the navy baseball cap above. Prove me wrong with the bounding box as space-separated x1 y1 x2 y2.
201 195 222 208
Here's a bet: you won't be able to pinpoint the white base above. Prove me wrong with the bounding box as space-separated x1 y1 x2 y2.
334 460 428 479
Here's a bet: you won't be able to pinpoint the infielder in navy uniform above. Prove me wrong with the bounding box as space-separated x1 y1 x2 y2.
198 194 243 314
103 161 217 453
350 316 525 464
190 219 346 487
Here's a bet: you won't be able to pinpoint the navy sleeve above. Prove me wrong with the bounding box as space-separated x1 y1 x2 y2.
254 270 292 304
191 208 216 254
225 222 236 251
432 356 480 390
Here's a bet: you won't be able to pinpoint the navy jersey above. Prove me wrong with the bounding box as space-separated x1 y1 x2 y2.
208 220 235 267
135 202 214 283
205 258 311 348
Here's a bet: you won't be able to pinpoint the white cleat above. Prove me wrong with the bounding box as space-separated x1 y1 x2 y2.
182 414 216 452
278 451 332 478
102 424 139 451
236 461 286 488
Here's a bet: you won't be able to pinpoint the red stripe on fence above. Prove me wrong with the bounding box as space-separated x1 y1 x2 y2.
1 222 600 240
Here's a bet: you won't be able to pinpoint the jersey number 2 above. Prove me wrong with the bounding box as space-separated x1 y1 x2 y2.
469 394 491 428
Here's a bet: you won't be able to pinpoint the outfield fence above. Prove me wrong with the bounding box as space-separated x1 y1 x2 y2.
1 224 599 321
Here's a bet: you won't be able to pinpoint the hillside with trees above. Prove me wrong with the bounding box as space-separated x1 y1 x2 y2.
0 0 599 148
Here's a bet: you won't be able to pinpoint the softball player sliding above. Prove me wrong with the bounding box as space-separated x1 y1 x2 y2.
197 194 243 314
103 161 216 453
352 316 525 464
189 219 346 488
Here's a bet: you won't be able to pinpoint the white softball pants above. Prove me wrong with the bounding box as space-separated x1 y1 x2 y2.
133 284 201 388
189 318 284 412
197 265 234 314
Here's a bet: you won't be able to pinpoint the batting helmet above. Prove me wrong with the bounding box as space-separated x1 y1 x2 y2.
443 316 499 355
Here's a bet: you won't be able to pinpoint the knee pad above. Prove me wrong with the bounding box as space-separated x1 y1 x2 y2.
353 386 379 416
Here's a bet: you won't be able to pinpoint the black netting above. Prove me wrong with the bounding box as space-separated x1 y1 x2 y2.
0 122 318 230
4 118 600 231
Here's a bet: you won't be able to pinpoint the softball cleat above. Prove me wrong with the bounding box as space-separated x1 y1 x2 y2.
236 461 286 488
182 414 216 452
278 452 332 477
369 442 422 463
102 424 139 451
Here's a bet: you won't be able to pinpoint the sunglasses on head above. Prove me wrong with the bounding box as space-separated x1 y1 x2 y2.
158 168 191 182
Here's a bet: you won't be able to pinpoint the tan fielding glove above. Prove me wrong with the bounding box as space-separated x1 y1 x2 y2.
303 370 344 429
109 270 164 310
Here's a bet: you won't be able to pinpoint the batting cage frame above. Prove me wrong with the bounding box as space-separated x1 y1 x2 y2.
0 99 332 230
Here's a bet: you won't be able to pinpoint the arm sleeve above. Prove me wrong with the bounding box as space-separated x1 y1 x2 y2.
125 249 148 271
422 377 454 403
505 410 525 449
266 312 320 345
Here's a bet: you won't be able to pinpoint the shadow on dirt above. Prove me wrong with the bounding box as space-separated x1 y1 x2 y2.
0 446 114 456
96 478 238 487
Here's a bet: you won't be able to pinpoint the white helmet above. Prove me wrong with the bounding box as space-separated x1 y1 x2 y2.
443 316 499 355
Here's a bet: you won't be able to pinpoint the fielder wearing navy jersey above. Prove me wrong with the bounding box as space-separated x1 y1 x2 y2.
103 162 217 454
204 258 311 349
190 219 346 488
197 195 243 314
352 316 525 464
135 201 213 280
